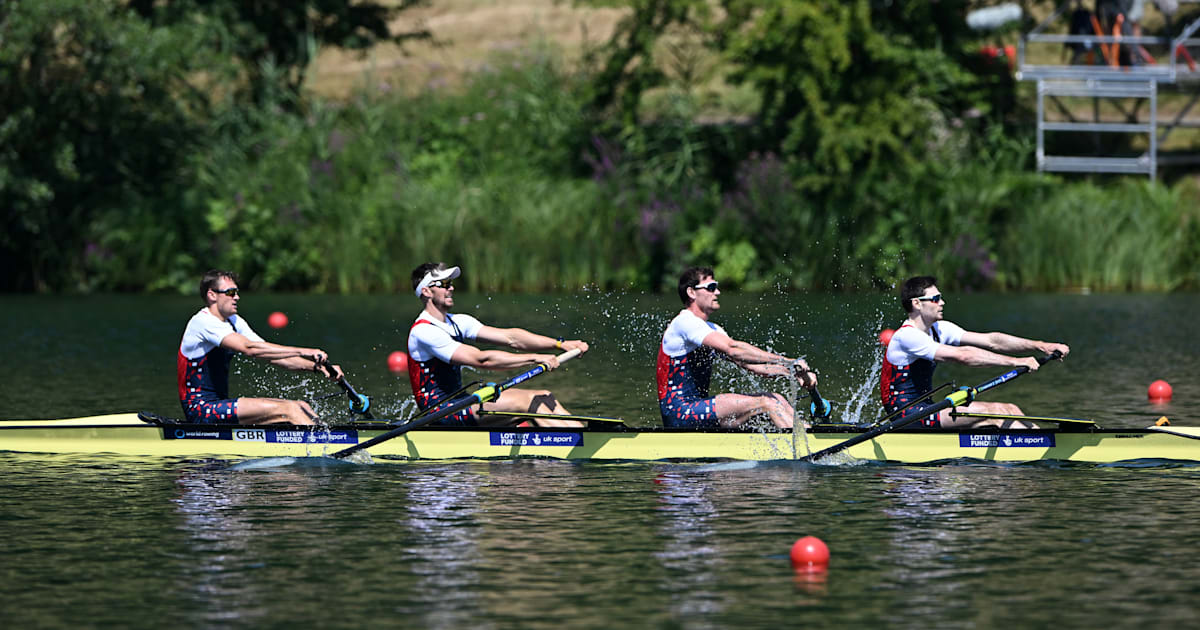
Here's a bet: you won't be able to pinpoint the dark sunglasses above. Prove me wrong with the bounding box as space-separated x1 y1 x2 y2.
915 293 943 303
429 280 454 289
693 281 719 292
213 287 239 297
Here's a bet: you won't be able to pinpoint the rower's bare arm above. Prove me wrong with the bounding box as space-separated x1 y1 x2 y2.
961 331 1070 359
474 326 587 354
703 332 814 382
221 333 327 368
450 344 559 370
935 344 1039 371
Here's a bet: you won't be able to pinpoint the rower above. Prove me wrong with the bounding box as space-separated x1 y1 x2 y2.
657 266 819 429
881 275 1070 429
177 270 344 425
407 262 588 427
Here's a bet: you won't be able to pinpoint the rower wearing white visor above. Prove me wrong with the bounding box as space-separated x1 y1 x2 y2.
406 262 589 427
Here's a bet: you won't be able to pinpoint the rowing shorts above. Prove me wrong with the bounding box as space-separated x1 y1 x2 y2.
660 397 720 428
182 398 239 424
896 401 941 429
423 398 477 427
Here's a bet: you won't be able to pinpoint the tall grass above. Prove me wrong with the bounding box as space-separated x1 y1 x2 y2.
84 42 1200 294
1000 180 1194 291
167 48 643 293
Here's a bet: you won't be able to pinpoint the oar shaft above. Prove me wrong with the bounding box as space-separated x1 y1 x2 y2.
801 351 1060 462
332 349 581 459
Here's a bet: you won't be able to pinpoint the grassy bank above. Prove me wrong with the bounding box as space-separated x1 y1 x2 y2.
9 1 1200 294
81 44 1200 294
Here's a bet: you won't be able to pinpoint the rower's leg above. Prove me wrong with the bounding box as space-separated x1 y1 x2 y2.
712 393 797 429
940 401 1035 430
235 398 318 425
480 388 583 427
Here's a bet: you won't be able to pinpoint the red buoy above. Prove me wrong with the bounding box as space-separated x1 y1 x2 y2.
267 311 289 329
879 329 895 347
790 536 830 569
387 351 409 374
1148 379 1173 402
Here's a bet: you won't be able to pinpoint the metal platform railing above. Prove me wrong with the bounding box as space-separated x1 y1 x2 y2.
1017 0 1200 178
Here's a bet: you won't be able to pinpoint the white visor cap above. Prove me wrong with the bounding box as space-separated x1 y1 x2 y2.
415 266 461 297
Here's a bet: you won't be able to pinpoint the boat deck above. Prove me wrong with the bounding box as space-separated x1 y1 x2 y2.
1 413 1197 464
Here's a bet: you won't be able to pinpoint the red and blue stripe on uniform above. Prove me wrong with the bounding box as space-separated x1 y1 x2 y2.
177 345 238 423
880 324 940 427
408 319 474 426
657 345 719 427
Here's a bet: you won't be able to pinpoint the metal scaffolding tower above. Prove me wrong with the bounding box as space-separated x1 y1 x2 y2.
1017 1 1200 178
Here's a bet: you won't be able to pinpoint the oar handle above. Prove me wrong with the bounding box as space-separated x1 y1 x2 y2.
316 358 372 417
966 350 1062 399
801 351 1061 462
808 387 832 420
522 348 582 383
788 359 831 419
331 348 583 459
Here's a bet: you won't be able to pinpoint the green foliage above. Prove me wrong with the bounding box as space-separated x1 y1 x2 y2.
127 0 431 101
5 0 1199 295
0 0 231 291
721 0 979 189
90 49 640 293
1000 180 1194 291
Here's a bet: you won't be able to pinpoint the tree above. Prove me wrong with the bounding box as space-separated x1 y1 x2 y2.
0 0 429 291
0 0 225 290
126 0 431 102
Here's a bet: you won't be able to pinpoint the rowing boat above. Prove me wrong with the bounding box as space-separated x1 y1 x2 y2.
1 412 1198 464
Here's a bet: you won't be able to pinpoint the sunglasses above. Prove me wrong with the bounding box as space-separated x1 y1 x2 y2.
915 293 943 303
213 287 239 297
429 280 454 290
693 281 719 292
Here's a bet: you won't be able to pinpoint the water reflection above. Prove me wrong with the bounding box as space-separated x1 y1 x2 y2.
652 470 728 621
398 464 487 628
171 460 389 626
173 465 270 625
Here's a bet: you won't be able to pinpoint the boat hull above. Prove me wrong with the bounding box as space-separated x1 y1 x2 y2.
2 413 1199 464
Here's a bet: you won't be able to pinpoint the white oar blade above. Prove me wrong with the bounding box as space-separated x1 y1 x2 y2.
227 457 299 471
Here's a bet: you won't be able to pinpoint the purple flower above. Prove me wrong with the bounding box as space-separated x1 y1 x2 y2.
310 159 334 178
84 242 112 261
583 136 622 182
328 130 347 154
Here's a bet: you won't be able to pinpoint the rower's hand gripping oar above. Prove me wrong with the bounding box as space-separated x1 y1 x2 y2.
800 350 1063 462
330 348 582 459
790 359 831 420
316 358 373 419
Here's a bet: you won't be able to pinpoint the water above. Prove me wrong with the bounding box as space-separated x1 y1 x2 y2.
2 291 1199 627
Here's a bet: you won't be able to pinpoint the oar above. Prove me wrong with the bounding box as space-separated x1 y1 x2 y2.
808 387 832 420
800 351 1062 462
330 348 582 459
317 359 373 419
473 411 624 425
789 360 831 420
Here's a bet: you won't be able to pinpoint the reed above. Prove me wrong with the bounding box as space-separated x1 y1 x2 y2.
1000 180 1189 291
81 40 1200 294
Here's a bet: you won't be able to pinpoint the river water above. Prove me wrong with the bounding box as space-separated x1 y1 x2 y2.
2 291 1198 628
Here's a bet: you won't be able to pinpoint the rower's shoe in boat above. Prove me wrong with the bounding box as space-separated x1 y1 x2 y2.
139 411 181 425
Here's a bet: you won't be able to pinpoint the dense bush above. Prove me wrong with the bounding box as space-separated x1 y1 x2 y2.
3 0 1198 294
